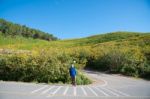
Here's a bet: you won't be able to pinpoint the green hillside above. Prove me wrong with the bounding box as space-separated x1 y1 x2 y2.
0 19 58 41
0 31 150 85
0 31 149 49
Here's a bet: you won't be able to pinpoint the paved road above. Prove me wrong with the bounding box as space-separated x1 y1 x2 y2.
0 70 150 99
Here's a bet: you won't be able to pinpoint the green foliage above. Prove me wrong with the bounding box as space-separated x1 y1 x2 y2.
0 50 92 85
0 31 150 84
87 49 125 72
86 46 150 78
0 19 58 41
69 47 91 69
120 47 148 77
76 72 92 85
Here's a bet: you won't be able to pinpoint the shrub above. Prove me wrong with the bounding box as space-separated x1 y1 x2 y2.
0 50 92 85
86 46 150 79
86 47 125 72
76 71 92 85
70 47 91 69
121 65 138 77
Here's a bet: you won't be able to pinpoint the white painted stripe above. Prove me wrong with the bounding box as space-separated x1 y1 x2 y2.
63 86 69 95
73 87 76 96
31 85 48 94
100 87 119 96
52 86 62 95
81 87 87 96
94 86 109 96
46 86 62 97
41 86 55 94
87 86 98 96
108 87 130 96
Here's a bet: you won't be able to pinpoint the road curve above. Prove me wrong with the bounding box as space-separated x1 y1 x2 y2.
84 70 150 98
0 70 150 99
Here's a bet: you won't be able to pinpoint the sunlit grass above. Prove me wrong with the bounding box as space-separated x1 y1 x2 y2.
0 32 149 50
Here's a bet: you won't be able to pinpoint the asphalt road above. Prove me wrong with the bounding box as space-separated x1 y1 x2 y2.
0 70 150 99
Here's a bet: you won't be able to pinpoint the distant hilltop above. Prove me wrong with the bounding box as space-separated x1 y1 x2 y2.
0 18 58 41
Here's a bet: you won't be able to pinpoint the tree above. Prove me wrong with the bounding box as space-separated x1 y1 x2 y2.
0 18 58 41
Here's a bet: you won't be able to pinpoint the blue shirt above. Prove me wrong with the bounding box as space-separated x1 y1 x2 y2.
69 67 76 77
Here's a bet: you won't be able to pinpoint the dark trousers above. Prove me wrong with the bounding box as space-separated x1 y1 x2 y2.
71 76 76 86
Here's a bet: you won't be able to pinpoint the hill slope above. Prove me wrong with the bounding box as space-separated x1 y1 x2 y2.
0 31 149 49
0 31 150 84
0 19 58 41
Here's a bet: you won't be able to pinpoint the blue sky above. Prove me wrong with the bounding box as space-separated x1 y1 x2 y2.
0 0 150 39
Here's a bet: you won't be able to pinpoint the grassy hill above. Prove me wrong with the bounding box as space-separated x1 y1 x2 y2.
0 31 149 49
0 19 58 41
0 31 150 84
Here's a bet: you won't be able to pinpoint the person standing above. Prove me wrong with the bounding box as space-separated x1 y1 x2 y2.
69 62 77 86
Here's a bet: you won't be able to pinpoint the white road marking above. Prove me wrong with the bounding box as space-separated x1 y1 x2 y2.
73 87 76 96
108 87 130 96
87 86 98 96
51 86 62 95
47 86 62 97
100 87 119 96
81 87 87 96
31 85 48 94
94 86 109 96
63 86 69 95
30 85 127 97
41 86 55 94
